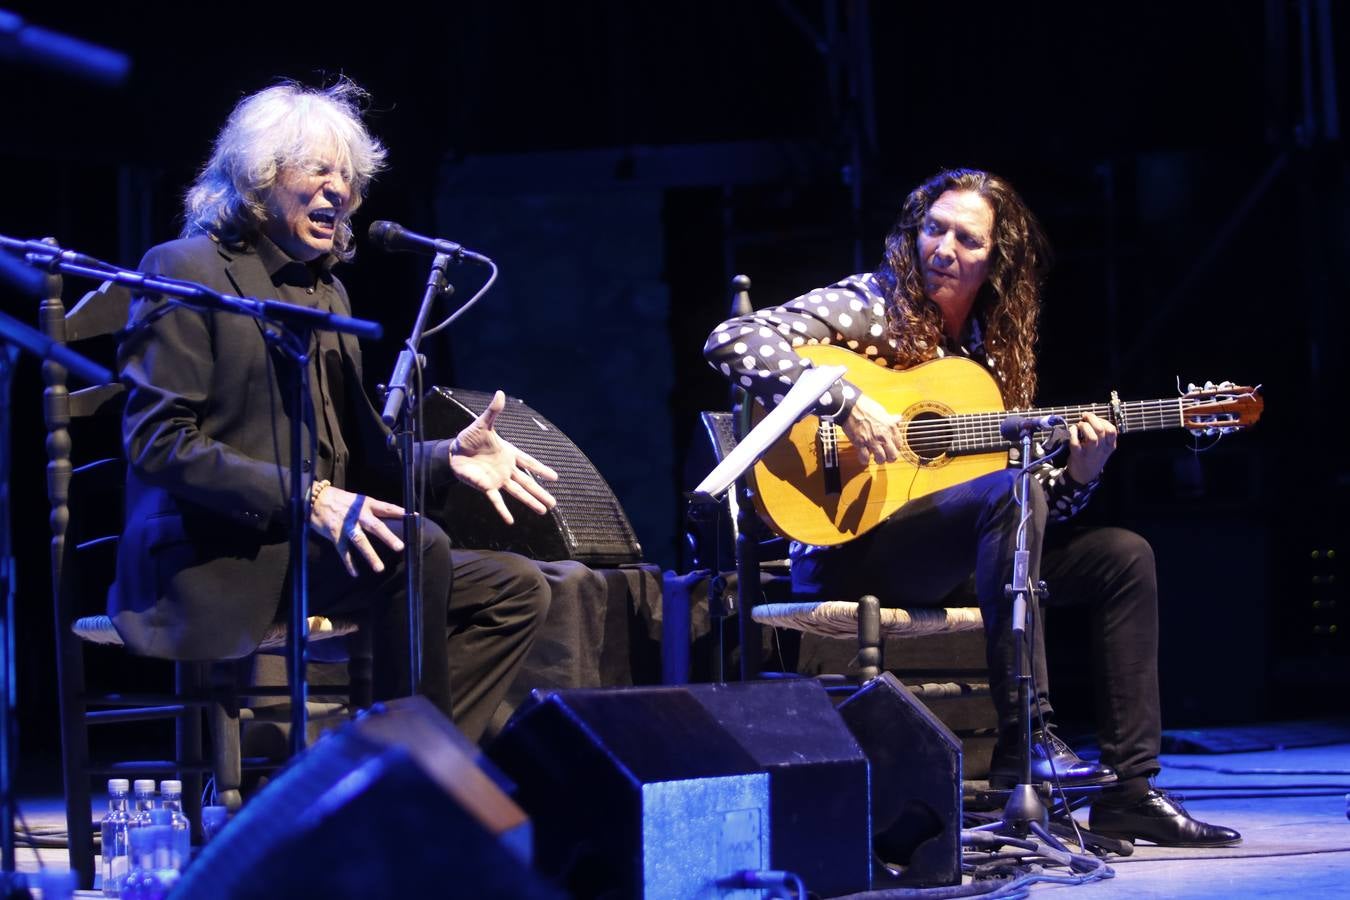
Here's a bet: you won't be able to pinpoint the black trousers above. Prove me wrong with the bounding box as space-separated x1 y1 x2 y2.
305 518 550 743
791 468 1161 781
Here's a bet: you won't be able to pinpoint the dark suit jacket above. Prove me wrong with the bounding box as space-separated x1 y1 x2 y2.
110 234 451 659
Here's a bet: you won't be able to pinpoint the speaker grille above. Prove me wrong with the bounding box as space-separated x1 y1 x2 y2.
422 387 642 565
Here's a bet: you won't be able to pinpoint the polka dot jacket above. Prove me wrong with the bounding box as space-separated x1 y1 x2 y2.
702 272 1098 529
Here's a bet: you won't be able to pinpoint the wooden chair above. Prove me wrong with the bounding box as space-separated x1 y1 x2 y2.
39 275 364 889
691 407 986 682
697 275 989 696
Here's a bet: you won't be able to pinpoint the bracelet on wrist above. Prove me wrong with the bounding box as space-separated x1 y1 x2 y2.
309 478 331 507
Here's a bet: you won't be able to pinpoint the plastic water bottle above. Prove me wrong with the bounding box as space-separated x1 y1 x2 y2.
128 779 156 830
147 812 181 890
158 780 192 869
122 826 172 900
100 778 131 897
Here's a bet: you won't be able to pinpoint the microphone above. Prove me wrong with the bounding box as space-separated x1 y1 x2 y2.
0 11 132 86
367 221 489 263
999 413 1066 442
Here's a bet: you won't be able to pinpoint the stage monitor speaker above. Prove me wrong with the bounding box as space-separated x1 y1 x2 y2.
170 697 562 899
837 672 963 888
682 680 873 897
422 387 643 566
488 682 871 899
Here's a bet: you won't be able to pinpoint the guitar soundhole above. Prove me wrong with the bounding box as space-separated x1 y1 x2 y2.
905 412 954 464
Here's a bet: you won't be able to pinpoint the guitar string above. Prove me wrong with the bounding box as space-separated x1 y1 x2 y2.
824 396 1248 450
883 398 1231 428
861 403 1182 438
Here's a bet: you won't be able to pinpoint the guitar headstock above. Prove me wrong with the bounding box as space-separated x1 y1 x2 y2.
1180 381 1264 435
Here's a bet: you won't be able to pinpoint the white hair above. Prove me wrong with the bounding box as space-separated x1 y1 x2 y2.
181 78 387 261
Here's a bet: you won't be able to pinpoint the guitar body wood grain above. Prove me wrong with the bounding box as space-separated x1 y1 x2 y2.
749 345 1011 546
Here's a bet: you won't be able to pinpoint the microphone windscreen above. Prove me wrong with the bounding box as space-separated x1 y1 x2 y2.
367 220 399 249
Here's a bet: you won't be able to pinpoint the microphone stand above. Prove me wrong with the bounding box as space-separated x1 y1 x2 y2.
7 236 380 759
971 423 1065 850
967 421 1129 859
380 251 456 695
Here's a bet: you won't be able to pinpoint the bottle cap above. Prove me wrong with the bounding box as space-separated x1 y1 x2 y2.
107 778 130 793
160 779 182 794
132 779 156 793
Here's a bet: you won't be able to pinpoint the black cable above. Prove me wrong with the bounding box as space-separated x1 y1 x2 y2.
835 824 1116 900
827 876 1026 899
421 258 498 338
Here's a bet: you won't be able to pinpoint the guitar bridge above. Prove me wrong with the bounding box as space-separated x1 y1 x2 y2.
819 416 843 496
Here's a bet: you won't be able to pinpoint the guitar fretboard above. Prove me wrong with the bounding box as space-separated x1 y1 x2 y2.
906 398 1192 455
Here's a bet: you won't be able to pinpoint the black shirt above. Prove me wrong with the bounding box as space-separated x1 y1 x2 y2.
253 233 351 490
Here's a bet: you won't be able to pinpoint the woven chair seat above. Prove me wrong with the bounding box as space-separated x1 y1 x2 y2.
751 601 983 640
72 615 358 652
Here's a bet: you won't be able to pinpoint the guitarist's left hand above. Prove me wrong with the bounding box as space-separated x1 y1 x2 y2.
1065 412 1118 485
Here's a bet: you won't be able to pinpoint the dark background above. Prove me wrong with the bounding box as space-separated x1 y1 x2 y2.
2 2 1345 770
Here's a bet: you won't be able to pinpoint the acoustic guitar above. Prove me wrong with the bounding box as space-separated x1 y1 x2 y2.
747 344 1264 546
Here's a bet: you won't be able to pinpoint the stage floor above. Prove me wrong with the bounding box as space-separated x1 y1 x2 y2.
13 740 1350 898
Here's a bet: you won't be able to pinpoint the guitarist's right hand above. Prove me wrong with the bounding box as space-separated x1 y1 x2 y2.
841 394 904 465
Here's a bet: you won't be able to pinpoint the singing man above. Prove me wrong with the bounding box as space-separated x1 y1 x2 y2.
112 78 555 742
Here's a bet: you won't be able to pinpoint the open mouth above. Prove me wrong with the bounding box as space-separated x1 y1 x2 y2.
309 208 338 229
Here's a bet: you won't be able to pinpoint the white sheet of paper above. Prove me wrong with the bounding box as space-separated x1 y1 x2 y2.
693 364 847 500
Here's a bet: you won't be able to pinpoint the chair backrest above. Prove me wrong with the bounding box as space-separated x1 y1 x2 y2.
689 410 789 569
39 278 132 621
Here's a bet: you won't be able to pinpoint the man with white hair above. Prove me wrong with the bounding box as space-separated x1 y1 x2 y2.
111 79 555 741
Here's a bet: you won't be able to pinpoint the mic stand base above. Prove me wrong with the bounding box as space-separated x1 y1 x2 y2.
1001 783 1051 835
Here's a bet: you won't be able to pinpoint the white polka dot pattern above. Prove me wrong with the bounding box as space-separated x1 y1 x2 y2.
700 271 1097 523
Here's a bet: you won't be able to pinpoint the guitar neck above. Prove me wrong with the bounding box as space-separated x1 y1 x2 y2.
947 398 1189 454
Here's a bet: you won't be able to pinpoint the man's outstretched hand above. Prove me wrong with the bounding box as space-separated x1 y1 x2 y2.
450 389 558 524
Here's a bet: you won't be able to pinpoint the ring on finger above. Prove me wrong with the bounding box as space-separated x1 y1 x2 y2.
348 528 365 542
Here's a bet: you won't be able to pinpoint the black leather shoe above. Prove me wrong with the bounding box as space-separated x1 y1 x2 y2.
988 730 1117 788
1090 789 1242 847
